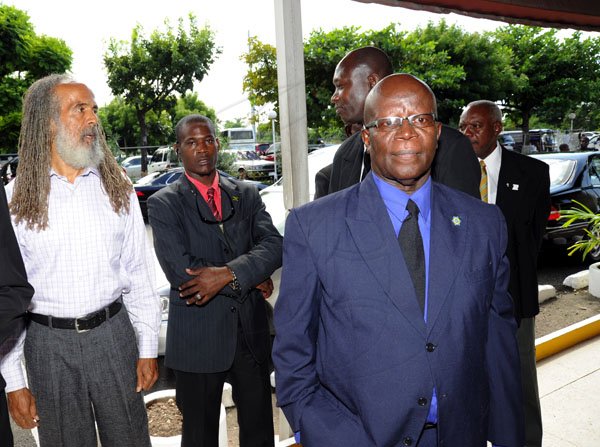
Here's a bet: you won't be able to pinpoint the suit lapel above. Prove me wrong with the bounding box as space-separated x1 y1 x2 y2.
340 133 365 189
426 183 467 332
345 175 426 335
496 148 525 222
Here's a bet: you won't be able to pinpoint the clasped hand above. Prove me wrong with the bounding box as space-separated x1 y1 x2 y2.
180 267 274 305
180 266 231 306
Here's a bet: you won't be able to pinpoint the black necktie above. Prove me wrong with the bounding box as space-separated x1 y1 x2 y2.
398 199 426 314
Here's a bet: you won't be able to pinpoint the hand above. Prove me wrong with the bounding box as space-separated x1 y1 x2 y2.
136 358 159 392
256 278 274 299
7 388 39 429
180 267 232 306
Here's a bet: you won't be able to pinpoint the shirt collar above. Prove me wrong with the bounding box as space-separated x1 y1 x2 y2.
480 142 502 171
185 170 220 194
372 173 432 224
49 167 100 181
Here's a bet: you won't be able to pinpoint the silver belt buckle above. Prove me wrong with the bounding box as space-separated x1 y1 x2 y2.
75 317 89 333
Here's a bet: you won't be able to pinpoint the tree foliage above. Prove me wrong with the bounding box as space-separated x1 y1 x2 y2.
243 22 600 140
411 21 515 123
103 14 220 170
99 92 217 153
491 26 600 140
0 4 72 152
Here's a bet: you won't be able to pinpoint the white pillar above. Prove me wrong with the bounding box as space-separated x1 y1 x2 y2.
274 0 309 210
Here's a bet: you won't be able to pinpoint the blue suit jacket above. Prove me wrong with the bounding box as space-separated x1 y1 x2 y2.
273 174 524 446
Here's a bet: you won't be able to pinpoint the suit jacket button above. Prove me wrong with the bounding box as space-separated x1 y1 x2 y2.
426 343 436 352
403 437 413 446
418 397 428 406
230 307 236 313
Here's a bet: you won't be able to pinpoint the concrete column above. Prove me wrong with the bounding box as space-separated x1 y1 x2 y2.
274 0 309 210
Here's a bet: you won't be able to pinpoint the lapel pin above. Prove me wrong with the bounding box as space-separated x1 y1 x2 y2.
512 184 519 191
232 195 240 202
452 216 461 226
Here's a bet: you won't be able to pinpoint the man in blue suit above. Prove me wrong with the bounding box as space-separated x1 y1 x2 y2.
273 74 524 446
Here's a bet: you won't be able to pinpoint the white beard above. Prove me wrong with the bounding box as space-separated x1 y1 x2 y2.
55 125 104 169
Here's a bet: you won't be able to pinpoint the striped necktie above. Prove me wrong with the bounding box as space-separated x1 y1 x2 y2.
207 187 221 221
479 160 488 203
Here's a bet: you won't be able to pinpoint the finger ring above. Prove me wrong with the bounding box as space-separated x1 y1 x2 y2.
195 293 201 300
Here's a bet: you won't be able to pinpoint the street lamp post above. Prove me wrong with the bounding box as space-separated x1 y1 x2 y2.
568 112 577 133
268 111 278 181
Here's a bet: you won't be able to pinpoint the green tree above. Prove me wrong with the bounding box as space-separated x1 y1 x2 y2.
491 26 600 143
411 21 515 124
242 23 467 135
0 4 72 152
536 33 600 130
173 92 217 126
100 92 217 153
242 37 277 112
104 14 220 172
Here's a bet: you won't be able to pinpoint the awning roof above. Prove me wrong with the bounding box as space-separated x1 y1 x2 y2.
353 0 600 32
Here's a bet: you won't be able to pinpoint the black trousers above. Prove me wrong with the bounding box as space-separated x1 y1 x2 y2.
175 327 274 447
0 389 13 447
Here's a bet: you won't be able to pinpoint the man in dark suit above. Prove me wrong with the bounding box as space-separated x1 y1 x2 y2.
148 115 282 447
0 184 34 446
315 46 481 199
274 74 524 446
459 100 550 447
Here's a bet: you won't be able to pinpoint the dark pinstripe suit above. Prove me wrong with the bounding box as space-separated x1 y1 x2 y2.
148 174 282 446
0 184 34 446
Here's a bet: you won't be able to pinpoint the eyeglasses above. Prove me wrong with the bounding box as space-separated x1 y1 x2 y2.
364 114 437 131
194 187 236 225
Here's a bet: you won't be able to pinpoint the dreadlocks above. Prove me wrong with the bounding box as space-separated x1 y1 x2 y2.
10 74 132 231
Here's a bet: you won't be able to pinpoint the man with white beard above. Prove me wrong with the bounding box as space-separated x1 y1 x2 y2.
0 74 161 447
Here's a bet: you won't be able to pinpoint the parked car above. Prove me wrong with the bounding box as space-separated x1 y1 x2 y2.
587 134 600 150
255 143 271 155
224 149 275 174
531 151 600 260
134 167 267 220
148 146 179 173
121 155 143 181
0 156 18 185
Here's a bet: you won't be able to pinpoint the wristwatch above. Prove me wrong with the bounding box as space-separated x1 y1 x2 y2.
227 266 241 291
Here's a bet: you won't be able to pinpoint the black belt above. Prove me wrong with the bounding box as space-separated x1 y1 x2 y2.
28 300 122 332
423 422 437 430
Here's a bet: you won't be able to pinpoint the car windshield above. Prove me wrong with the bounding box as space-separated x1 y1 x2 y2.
539 158 577 187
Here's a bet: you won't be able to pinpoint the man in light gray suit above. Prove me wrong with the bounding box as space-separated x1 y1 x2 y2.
148 115 282 447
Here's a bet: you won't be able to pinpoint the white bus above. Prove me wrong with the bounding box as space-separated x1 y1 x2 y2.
220 127 255 150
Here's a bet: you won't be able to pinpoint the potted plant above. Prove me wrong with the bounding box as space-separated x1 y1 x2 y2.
559 201 600 297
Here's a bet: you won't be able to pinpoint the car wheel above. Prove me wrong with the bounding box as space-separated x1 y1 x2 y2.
588 225 600 262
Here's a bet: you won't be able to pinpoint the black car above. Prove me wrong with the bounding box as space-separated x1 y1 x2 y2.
135 168 267 221
531 151 600 260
